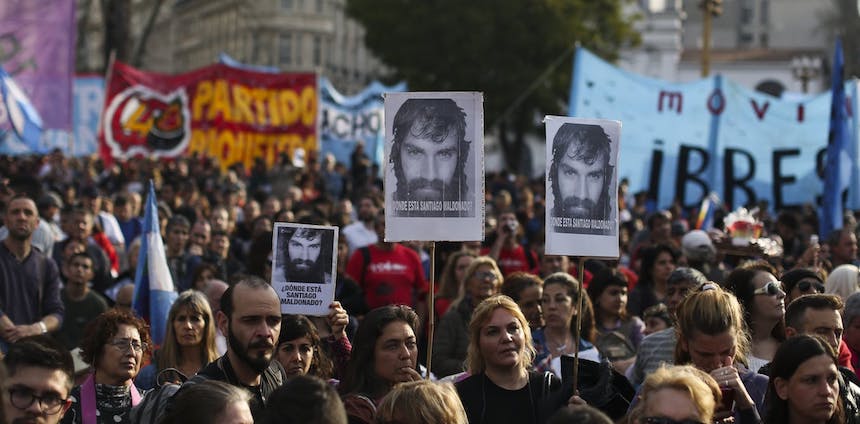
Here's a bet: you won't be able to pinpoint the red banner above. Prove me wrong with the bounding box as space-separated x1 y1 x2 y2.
99 61 317 170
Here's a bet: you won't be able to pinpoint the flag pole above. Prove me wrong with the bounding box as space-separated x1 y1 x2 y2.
425 241 437 379
572 257 588 393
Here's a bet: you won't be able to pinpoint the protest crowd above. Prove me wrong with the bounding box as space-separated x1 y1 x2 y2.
1 146 858 424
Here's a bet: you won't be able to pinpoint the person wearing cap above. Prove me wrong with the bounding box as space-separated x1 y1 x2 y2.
626 267 708 387
681 229 727 284
38 192 65 248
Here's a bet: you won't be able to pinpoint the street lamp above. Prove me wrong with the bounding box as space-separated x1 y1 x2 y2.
790 55 822 93
700 0 723 77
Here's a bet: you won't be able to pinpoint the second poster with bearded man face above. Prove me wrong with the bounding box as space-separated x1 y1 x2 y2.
545 116 621 259
384 92 484 242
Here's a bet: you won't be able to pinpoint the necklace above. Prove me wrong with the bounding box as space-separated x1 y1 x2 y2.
546 335 570 354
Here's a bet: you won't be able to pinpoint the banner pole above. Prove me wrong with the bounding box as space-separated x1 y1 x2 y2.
572 257 587 393
425 241 437 379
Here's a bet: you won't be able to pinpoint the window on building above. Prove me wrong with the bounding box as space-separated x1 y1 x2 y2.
760 0 769 24
740 6 753 25
316 0 323 13
279 33 293 65
738 32 753 45
313 36 322 66
281 0 293 9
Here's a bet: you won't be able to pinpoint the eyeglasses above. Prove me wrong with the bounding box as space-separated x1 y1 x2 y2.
753 281 784 296
797 280 825 294
644 418 705 424
107 338 148 354
473 271 498 281
8 386 69 414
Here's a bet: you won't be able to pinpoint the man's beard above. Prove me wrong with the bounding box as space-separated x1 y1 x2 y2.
402 177 460 202
288 259 322 281
228 324 274 374
561 196 602 219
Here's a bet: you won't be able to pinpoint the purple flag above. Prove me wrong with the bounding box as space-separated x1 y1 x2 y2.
0 0 75 130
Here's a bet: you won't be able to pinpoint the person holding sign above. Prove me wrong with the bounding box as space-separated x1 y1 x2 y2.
548 123 613 235
389 98 473 217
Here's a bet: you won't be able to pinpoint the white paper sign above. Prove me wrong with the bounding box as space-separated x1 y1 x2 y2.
544 116 621 258
271 222 339 316
384 92 484 242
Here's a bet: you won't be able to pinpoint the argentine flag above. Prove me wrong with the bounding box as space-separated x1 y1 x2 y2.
0 66 43 148
133 181 177 345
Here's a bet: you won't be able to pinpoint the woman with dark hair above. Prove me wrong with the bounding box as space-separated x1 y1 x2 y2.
726 261 786 373
435 251 477 319
765 335 844 424
782 268 826 304
588 268 644 371
501 271 544 329
135 290 219 389
261 375 347 424
532 272 599 377
339 305 422 424
455 295 562 424
276 313 352 381
62 310 151 424
160 380 252 424
628 244 677 317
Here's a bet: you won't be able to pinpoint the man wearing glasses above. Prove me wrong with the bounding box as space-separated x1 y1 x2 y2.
3 335 74 424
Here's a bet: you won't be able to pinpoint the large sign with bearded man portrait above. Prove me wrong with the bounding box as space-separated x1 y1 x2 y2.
545 116 620 258
384 92 484 242
271 222 338 315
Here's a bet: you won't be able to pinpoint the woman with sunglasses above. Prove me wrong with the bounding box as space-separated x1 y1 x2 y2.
432 256 504 378
674 283 768 423
726 261 786 374
627 365 721 424
62 310 151 424
782 268 826 304
764 335 844 424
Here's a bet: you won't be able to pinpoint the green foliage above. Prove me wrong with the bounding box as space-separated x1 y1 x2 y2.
346 0 639 169
819 0 860 78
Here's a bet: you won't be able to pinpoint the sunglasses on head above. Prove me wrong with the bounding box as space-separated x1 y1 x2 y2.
797 280 825 294
753 281 784 296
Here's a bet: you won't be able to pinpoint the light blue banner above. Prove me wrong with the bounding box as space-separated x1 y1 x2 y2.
0 75 103 156
319 77 406 168
569 47 859 211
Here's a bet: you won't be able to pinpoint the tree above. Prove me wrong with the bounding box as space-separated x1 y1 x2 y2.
819 0 860 78
346 0 639 173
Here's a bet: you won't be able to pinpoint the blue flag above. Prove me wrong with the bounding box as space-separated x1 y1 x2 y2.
133 181 177 345
0 65 43 149
821 39 850 238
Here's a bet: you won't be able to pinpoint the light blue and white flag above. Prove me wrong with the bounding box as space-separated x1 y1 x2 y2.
0 65 43 149
133 180 177 345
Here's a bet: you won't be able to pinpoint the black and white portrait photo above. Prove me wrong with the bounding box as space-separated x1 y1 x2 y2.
272 224 336 284
384 92 484 242
389 97 475 217
545 116 620 258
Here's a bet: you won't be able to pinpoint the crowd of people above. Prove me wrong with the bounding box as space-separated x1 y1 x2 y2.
1 147 860 424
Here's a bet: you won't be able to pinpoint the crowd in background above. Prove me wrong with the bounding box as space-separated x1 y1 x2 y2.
1 146 859 424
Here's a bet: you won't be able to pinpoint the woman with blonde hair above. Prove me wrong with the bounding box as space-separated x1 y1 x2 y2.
135 290 218 389
826 264 860 302
455 295 561 424
432 256 504 378
674 283 768 423
376 380 468 424
627 365 721 424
